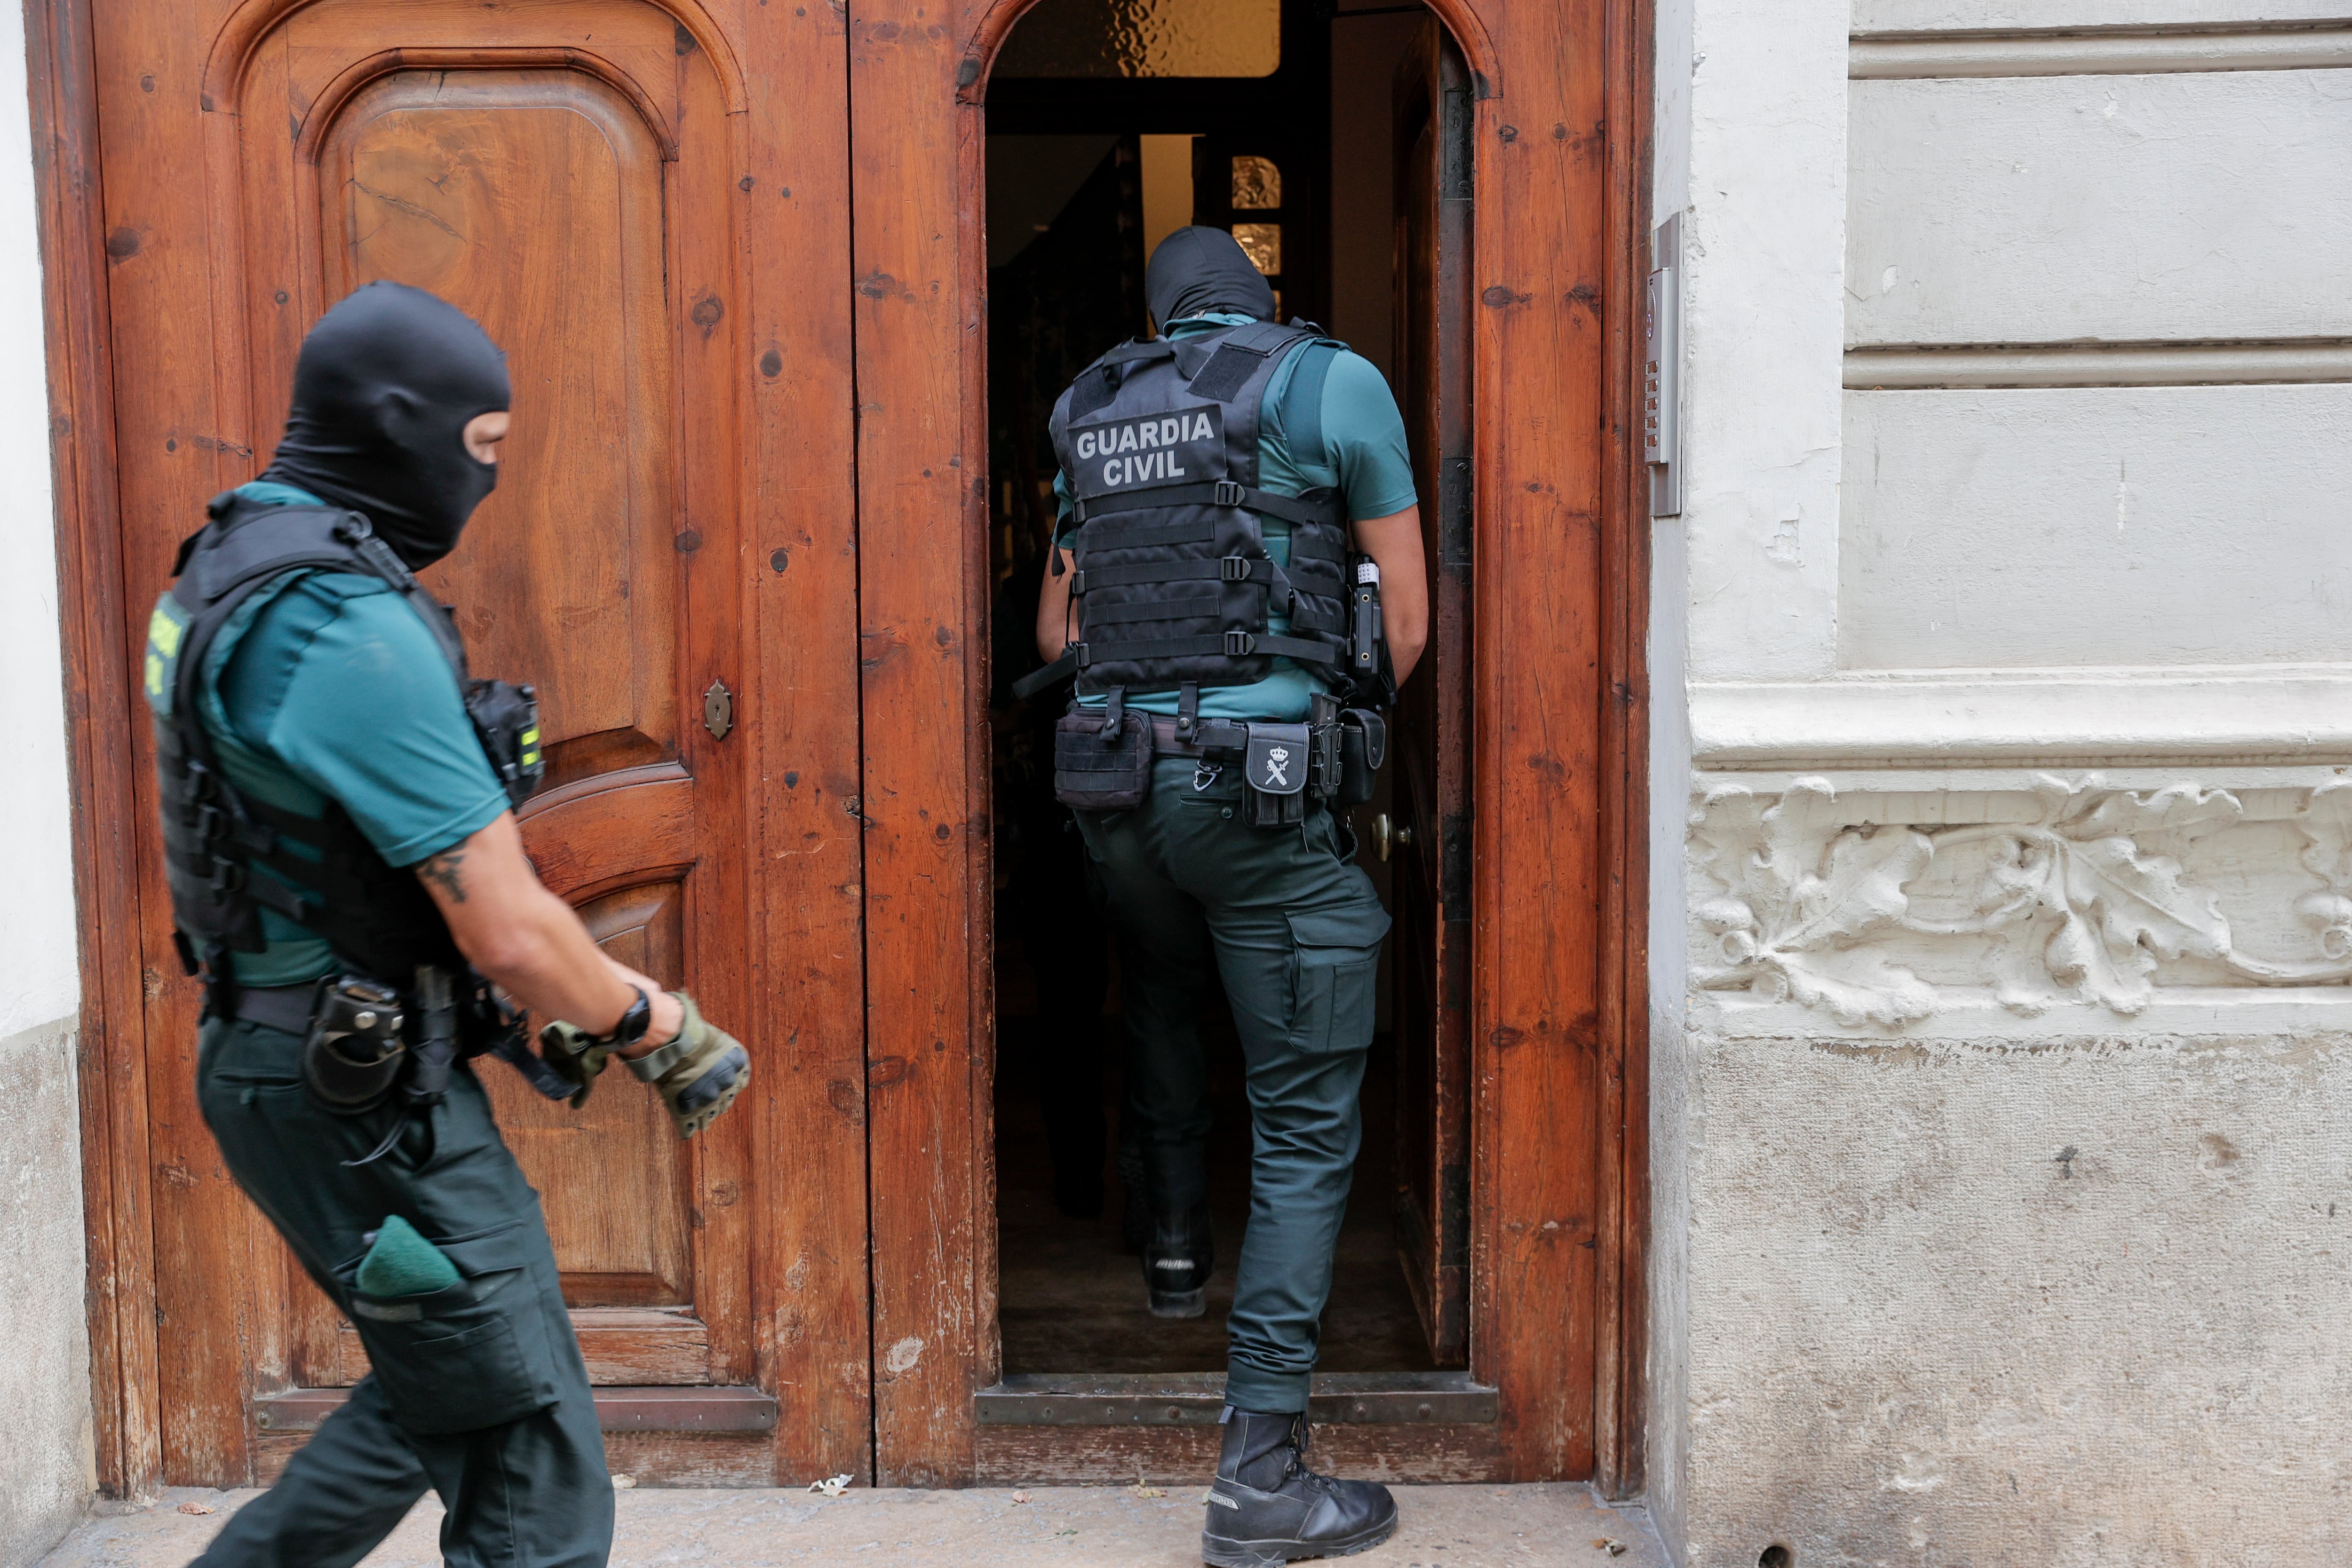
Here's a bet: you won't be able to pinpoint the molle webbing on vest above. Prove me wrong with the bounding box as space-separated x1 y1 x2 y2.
153 495 471 987
1039 319 1356 701
1069 481 1343 531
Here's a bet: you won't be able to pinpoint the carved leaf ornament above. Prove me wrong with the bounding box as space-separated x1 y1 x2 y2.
1692 776 2352 1027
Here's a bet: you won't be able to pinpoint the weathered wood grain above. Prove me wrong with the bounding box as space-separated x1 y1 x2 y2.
1594 0 1653 1498
57 0 1650 1494
254 1408 783 1486
65 0 872 1489
334 1309 717 1387
1428 0 1633 1483
849 0 993 1487
974 1423 1509 1486
730 0 880 1489
29 0 165 1502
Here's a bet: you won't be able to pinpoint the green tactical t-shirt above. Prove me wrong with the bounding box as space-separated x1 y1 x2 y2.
1055 312 1419 721
147 481 510 985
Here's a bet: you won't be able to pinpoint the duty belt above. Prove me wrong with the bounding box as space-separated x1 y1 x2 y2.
221 969 574 1105
230 982 317 1036
1144 714 1254 759
1147 713 1345 821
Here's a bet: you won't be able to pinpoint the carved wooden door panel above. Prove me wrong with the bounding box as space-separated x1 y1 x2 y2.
262 20 743 1401
1389 18 1475 1368
93 0 869 1486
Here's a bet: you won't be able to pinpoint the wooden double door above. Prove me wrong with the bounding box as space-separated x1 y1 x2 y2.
55 0 1642 1497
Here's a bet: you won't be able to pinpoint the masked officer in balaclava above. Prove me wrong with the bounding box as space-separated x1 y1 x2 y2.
145 282 751 1568
1022 229 1430 1566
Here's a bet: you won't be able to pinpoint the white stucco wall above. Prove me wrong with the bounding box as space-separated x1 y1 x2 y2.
1650 1 2352 1564
0 0 95 1559
1848 70 2352 347
1841 385 2352 670
1674 0 1847 685
1645 0 1695 1549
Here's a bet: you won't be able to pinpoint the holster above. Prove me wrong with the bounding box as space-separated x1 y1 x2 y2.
463 679 546 808
300 973 409 1115
301 964 556 1118
402 966 461 1108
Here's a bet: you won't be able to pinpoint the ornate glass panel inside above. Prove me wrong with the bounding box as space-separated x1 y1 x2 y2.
995 0 1280 78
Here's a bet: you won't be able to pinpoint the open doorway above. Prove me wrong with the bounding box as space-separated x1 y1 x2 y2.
983 0 1476 1392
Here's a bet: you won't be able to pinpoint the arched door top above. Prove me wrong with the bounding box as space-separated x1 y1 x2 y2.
200 0 749 116
954 0 1501 105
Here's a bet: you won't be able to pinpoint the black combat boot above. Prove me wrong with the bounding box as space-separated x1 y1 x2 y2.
1143 1202 1214 1317
1202 1408 1398 1566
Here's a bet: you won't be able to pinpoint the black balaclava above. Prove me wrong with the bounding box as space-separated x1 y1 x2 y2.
1146 226 1277 331
259 281 511 570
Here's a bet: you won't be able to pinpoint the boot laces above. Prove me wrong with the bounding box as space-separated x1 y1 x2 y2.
1280 1415 1341 1494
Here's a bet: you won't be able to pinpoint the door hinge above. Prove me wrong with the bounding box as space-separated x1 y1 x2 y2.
703 680 733 742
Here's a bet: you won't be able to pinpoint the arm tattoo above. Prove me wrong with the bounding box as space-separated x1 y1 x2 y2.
417 848 469 904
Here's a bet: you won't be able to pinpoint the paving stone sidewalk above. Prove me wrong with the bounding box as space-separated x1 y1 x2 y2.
42 1483 1669 1568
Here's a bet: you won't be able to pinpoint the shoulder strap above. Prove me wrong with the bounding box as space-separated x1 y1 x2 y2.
1283 341 1342 471
1066 339 1177 423
193 505 468 676
1010 646 1078 701
1100 338 1179 366
1186 320 1315 404
170 506 471 767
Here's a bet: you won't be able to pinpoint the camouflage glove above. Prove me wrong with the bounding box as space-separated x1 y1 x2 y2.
623 991 751 1140
536 1017 617 1110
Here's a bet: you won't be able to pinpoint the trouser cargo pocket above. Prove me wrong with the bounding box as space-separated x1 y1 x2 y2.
1285 903 1391 1053
346 1220 563 1436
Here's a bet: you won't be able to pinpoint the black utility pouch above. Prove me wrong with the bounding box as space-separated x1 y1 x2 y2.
1244 722 1311 826
1336 709 1388 807
1054 710 1154 810
301 974 409 1115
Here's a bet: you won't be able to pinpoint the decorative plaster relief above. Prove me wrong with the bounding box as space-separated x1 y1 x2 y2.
1690 775 2352 1028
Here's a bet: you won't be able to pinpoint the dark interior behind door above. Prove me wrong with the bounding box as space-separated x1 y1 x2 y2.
1388 18 1475 1369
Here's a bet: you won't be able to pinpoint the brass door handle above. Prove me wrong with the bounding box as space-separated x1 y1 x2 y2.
1373 814 1415 862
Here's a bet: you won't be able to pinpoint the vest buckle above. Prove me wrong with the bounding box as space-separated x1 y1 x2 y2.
1224 631 1257 657
207 857 247 895
1219 556 1252 582
1213 480 1245 508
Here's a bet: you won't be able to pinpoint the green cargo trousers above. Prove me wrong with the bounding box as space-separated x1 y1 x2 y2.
191 1017 612 1568
1074 755 1391 1415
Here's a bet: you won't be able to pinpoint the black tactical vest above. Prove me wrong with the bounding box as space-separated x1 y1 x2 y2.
146 491 543 989
1041 319 1352 700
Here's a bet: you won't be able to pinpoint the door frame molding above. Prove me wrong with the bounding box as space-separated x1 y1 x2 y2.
32 0 161 1502
852 0 1654 1490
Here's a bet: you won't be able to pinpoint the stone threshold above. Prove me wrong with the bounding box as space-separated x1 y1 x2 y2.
43 1482 1673 1568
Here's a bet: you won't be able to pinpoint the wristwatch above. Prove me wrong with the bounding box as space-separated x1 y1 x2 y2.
596 987 652 1050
